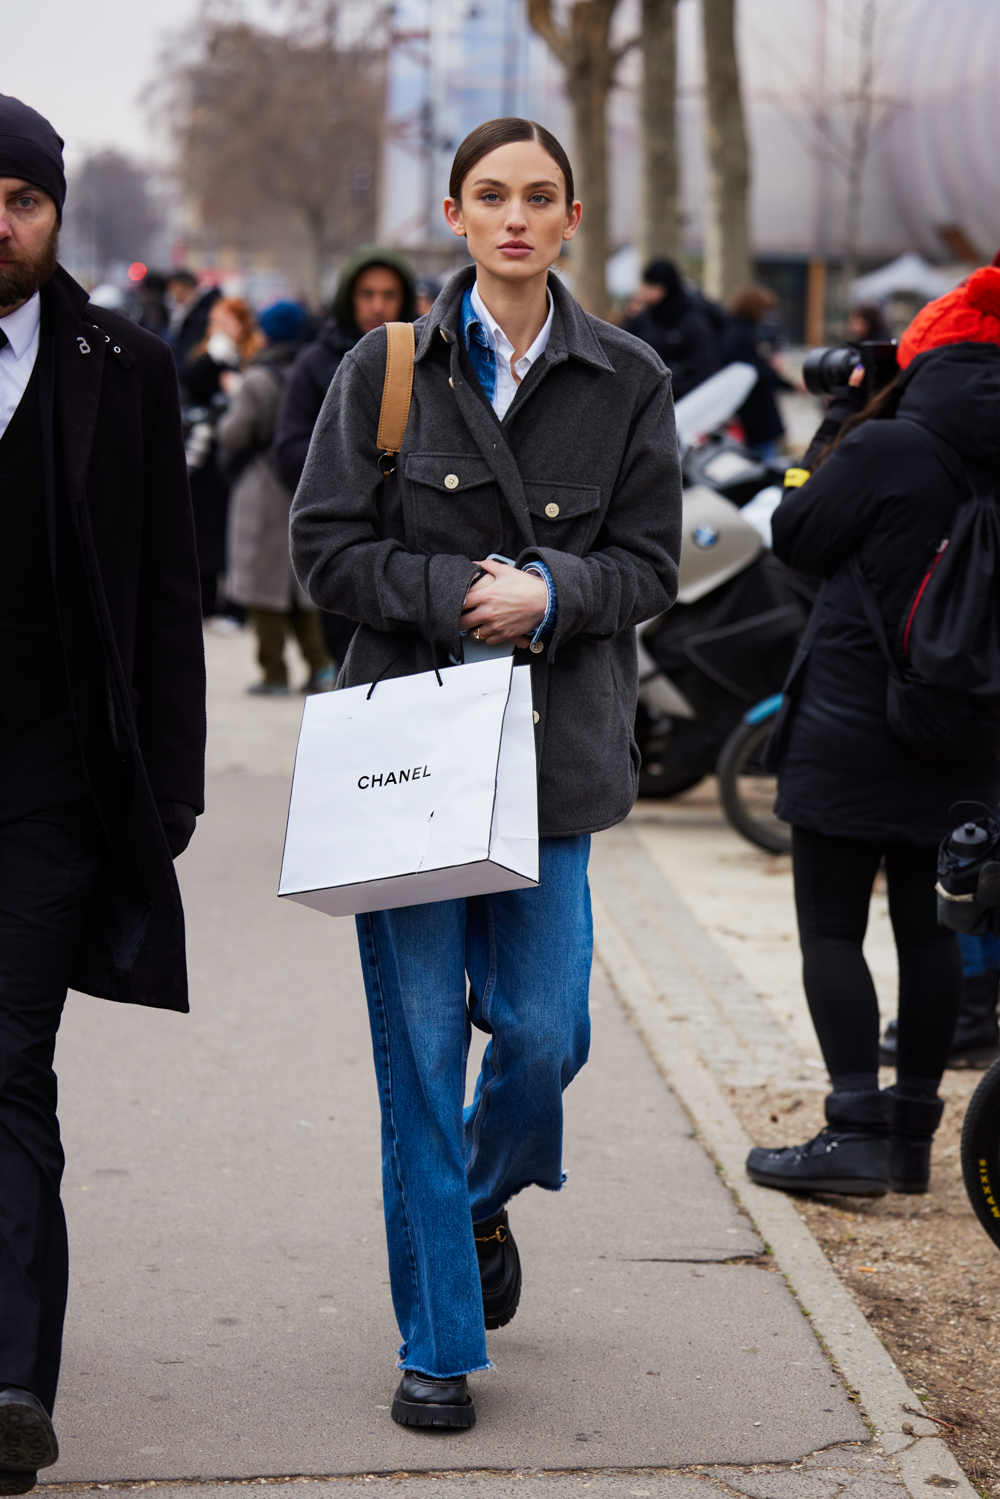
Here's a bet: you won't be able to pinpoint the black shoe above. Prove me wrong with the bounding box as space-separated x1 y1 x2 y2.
888 1089 944 1194
390 1370 475 1428
0 1390 58 1475
473 1206 521 1329
0 1472 36 1496
746 1088 891 1197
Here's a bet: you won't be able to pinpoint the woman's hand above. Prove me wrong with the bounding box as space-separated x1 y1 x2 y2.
461 559 547 649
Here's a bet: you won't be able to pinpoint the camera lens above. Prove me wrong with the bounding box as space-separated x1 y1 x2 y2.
802 346 861 397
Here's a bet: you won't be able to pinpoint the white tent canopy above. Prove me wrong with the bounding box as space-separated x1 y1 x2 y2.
851 254 962 303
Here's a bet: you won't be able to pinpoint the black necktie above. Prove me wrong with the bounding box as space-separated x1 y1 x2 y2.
0 329 8 350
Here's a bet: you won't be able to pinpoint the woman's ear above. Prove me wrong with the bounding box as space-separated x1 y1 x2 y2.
443 197 467 239
562 201 583 243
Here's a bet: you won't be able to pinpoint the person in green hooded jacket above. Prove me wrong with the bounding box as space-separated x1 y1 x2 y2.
274 245 417 495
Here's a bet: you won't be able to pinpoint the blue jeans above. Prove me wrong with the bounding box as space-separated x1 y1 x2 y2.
355 835 592 1379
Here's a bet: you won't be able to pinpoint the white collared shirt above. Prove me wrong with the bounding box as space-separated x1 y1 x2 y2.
469 281 554 420
0 291 41 438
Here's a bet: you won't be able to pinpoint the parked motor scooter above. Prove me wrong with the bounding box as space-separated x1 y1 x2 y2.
635 364 816 847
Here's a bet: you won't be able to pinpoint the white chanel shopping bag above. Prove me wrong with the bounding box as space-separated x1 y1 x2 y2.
278 656 539 917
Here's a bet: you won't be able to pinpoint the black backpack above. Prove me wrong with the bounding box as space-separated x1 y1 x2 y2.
851 422 1000 764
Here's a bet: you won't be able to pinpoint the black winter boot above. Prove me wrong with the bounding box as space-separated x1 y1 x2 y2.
746 1089 891 1197
948 970 1000 1068
887 1088 945 1193
880 970 1000 1070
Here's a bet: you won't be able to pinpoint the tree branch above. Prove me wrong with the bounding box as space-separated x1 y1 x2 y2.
610 33 640 73
526 0 568 61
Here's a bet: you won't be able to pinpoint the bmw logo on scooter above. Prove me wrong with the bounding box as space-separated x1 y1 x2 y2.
693 522 719 549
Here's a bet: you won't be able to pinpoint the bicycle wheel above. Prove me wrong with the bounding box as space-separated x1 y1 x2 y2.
716 717 791 854
961 1056 1000 1251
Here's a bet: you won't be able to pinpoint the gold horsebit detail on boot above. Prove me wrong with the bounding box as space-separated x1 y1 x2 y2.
474 1225 508 1244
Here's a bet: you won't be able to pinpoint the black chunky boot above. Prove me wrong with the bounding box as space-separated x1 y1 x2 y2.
391 1369 475 1429
887 1088 945 1193
746 1089 891 1196
473 1206 521 1329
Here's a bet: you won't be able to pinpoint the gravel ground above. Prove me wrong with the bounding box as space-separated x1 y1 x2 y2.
728 1070 1000 1496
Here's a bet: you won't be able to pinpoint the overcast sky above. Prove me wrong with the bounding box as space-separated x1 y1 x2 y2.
3 0 273 169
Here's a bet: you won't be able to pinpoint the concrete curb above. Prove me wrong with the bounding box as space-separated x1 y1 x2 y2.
591 890 977 1499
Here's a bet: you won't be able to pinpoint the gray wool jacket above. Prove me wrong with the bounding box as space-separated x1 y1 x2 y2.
290 266 682 837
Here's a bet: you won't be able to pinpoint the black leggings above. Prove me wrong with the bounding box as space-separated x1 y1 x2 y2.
791 827 961 1090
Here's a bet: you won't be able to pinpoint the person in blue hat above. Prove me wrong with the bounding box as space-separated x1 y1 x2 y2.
217 300 334 694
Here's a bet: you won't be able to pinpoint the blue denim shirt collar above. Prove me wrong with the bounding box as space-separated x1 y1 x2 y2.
460 284 497 406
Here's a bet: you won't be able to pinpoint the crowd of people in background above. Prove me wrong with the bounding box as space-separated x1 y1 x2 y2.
96 247 890 703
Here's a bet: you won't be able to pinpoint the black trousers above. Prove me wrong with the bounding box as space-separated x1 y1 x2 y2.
0 800 105 1413
792 827 961 1089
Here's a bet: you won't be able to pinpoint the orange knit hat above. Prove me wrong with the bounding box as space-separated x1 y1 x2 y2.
897 266 1000 368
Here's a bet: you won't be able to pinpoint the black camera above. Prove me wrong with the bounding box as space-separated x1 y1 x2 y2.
803 339 898 401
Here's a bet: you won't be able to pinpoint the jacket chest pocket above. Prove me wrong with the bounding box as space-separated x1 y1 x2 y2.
524 481 603 553
403 452 504 558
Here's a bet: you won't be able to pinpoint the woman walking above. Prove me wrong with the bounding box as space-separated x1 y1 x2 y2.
290 118 681 1427
216 300 334 695
747 268 1000 1199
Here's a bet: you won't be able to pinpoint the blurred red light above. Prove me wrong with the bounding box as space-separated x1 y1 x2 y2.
128 262 147 281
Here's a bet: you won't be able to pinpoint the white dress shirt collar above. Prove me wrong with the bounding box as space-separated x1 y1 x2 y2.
470 281 554 419
0 291 42 439
0 291 41 361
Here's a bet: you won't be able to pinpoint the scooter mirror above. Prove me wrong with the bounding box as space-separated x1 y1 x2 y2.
673 362 759 453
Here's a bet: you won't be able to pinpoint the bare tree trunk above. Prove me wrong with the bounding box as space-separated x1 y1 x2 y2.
640 0 678 266
302 206 326 308
840 0 876 317
701 0 751 302
528 0 625 320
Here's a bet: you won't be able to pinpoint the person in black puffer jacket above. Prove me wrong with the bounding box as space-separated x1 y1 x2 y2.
623 258 719 399
747 269 1000 1201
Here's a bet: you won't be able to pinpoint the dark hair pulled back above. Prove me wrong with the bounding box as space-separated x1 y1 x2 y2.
449 118 575 207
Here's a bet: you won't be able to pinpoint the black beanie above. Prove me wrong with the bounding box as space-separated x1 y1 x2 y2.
0 94 65 218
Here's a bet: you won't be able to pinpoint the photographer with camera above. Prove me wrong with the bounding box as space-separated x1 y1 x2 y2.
747 268 1000 1198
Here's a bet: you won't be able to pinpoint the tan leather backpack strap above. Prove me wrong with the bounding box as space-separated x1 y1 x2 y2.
376 321 416 468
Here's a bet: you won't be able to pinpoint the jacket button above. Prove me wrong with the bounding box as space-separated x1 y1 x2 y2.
444 474 459 489
448 377 455 389
532 710 540 724
529 641 544 654
544 502 560 518
439 328 449 343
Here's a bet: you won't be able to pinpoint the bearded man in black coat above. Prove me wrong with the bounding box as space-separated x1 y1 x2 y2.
0 97 205 1494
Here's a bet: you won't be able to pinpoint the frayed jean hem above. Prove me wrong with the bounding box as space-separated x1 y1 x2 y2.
471 1171 567 1224
396 1355 494 1377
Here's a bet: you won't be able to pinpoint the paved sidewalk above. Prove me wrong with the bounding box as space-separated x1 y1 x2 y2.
36 629 954 1494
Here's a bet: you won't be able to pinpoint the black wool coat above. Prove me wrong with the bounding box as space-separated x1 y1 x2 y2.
769 341 1000 845
290 267 682 837
41 267 206 1010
